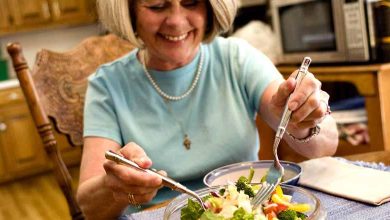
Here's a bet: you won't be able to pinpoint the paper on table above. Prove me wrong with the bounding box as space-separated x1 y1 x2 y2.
298 157 390 206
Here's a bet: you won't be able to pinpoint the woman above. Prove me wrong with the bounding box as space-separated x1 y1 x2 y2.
76 0 338 219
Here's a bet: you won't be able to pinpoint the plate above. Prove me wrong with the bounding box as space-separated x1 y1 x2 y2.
203 160 302 187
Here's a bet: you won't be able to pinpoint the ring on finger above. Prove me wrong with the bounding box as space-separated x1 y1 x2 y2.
128 193 141 209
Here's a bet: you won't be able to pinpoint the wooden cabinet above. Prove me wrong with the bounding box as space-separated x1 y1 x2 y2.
259 63 390 162
8 0 51 27
0 0 11 31
0 104 48 178
0 86 81 183
0 0 96 36
50 0 90 22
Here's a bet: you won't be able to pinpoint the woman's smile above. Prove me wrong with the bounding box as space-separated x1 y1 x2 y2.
161 33 188 41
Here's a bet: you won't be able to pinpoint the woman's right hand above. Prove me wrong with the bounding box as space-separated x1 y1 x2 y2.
102 142 165 205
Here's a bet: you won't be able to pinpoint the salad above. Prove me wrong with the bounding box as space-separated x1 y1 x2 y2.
181 168 310 220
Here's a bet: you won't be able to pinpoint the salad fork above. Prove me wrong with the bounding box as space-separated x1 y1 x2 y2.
105 150 207 210
251 57 312 208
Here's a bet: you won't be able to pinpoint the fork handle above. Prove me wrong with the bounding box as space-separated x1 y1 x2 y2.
105 150 190 193
276 57 312 138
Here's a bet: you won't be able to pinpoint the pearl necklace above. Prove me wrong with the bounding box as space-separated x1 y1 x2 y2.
141 48 204 101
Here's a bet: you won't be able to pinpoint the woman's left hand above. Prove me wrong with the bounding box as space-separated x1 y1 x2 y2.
269 70 330 137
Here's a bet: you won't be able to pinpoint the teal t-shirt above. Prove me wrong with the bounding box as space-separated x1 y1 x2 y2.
83 37 282 213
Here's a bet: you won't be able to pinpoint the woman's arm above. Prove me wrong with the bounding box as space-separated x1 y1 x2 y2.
77 137 125 219
76 138 163 220
259 72 338 159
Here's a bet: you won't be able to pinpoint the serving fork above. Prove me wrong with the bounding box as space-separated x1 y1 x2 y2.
105 150 206 210
251 57 312 208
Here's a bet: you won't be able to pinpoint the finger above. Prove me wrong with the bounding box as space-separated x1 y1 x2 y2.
288 72 321 111
120 142 152 168
104 172 161 195
272 78 296 107
320 90 330 103
291 100 330 126
113 189 159 205
131 189 159 204
288 120 317 130
103 159 162 188
290 89 321 123
156 170 170 189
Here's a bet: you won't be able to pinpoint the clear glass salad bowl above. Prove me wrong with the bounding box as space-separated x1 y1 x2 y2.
163 184 326 220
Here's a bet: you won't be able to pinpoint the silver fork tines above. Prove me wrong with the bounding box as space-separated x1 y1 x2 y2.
250 182 276 206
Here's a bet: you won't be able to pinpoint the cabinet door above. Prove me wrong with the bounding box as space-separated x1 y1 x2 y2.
0 0 11 31
0 104 48 176
7 0 51 27
50 0 92 22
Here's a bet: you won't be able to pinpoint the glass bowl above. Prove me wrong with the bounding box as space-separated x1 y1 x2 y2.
203 160 302 187
163 184 326 220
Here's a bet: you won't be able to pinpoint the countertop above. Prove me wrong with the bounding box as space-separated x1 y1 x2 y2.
0 79 19 90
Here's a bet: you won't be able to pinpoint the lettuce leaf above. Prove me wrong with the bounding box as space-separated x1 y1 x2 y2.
231 207 254 220
181 199 204 220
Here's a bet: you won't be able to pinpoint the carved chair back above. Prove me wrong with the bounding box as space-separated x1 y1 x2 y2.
7 34 134 220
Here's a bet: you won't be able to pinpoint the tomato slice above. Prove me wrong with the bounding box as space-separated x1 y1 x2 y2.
266 211 277 220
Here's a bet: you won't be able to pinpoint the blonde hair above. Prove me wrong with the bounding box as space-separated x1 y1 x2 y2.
97 0 238 48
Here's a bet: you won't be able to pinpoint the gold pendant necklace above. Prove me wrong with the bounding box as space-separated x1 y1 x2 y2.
163 98 193 150
183 134 191 150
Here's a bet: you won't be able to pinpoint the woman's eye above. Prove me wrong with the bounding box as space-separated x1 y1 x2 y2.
142 0 201 11
140 0 166 11
181 0 201 7
148 4 166 10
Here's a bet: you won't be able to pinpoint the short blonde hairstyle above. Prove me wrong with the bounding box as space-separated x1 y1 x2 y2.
97 0 238 48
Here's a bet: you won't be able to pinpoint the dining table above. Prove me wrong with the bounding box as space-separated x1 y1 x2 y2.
124 150 390 220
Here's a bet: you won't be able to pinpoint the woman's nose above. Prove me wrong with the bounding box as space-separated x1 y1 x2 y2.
164 4 187 27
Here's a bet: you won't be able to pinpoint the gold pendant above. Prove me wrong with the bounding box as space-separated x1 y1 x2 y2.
183 134 191 150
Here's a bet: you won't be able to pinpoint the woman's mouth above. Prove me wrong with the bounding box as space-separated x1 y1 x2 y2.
162 33 188 42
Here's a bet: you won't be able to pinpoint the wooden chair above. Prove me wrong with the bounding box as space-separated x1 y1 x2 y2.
7 34 134 220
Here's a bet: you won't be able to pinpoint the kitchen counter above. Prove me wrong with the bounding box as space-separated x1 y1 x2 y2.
0 79 19 90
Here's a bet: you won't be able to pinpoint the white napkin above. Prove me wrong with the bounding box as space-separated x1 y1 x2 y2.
298 157 390 205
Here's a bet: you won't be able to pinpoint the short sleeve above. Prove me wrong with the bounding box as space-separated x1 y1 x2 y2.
83 70 123 145
234 38 283 112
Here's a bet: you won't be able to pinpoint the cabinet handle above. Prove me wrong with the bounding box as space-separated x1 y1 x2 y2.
42 1 51 19
0 123 7 131
51 0 61 18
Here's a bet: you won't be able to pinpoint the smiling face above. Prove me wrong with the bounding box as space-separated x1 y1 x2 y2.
135 0 207 70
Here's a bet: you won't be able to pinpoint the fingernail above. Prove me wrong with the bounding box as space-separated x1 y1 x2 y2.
139 156 151 164
289 101 298 110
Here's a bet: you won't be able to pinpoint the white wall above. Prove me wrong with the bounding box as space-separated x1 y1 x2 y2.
0 24 103 79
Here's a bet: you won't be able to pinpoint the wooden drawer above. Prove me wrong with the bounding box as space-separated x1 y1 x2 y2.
0 88 24 106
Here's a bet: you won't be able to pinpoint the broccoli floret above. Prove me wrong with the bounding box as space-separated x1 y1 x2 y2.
235 176 255 197
277 210 308 220
296 211 307 220
277 210 297 220
238 176 249 184
218 188 226 196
